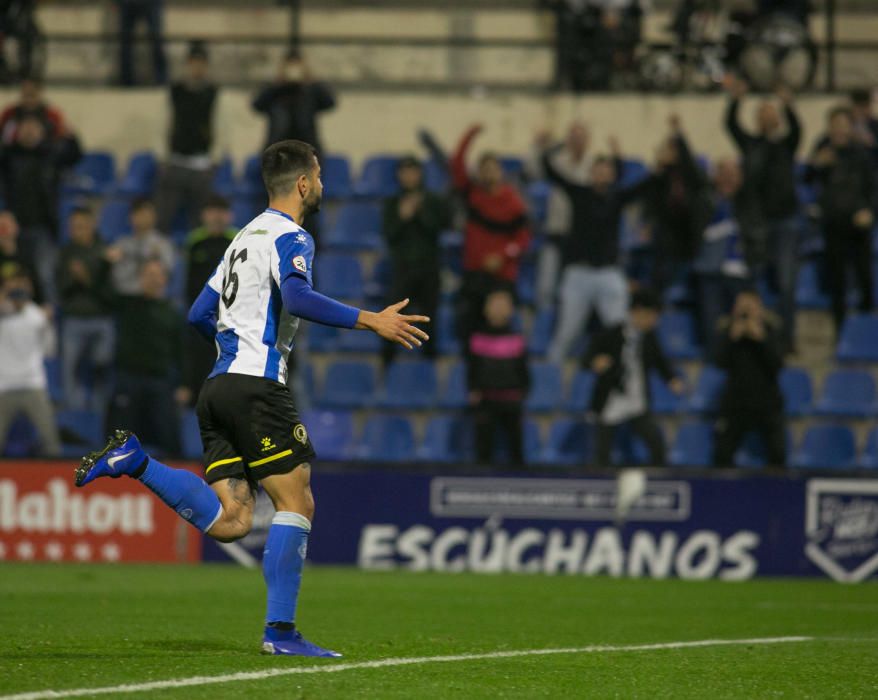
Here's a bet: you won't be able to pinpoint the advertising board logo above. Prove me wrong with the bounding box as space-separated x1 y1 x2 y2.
805 479 878 582
430 477 690 522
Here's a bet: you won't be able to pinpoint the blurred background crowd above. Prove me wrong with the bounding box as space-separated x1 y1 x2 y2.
1 0 878 472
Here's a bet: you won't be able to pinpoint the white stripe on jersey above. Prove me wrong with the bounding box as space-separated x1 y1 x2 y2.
208 209 315 384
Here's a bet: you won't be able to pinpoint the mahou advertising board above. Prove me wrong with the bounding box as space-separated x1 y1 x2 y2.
0 461 202 563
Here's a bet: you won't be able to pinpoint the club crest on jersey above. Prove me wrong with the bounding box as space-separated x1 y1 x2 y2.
293 424 308 445
293 255 307 273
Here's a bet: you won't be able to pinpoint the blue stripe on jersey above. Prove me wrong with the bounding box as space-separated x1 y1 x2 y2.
265 208 297 224
209 328 239 378
262 282 283 381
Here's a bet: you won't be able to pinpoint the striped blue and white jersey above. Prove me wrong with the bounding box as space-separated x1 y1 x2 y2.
206 208 313 384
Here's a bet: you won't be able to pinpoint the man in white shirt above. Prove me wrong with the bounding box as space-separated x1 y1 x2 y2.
0 267 61 456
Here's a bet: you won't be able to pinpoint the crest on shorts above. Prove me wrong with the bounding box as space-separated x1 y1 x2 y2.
292 255 307 273
805 479 878 582
293 424 308 445
260 436 276 452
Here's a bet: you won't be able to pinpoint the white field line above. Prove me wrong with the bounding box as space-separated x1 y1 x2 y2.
0 636 813 700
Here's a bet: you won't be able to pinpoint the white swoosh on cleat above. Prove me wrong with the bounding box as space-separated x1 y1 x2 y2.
106 450 136 470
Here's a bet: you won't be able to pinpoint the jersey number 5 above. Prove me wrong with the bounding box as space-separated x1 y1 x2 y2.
221 248 248 307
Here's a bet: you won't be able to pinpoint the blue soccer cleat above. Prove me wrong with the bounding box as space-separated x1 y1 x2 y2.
261 626 342 657
74 430 147 487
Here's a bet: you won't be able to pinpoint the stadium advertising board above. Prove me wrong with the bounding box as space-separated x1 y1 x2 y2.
0 461 202 563
204 470 878 582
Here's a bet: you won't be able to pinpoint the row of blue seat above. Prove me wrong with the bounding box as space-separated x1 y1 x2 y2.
303 359 878 417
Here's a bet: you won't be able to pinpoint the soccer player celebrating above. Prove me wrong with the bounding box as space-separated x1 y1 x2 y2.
74 141 429 657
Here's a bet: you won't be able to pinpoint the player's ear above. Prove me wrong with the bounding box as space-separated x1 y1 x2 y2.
297 173 308 197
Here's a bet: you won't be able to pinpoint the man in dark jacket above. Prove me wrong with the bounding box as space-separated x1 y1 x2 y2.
585 289 683 467
58 207 115 411
382 156 447 365
713 288 786 467
808 106 876 336
541 137 638 363
724 77 801 352
468 288 530 466
252 50 336 154
0 113 81 302
156 41 218 236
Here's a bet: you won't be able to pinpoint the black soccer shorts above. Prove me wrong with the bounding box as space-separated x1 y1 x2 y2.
195 373 316 485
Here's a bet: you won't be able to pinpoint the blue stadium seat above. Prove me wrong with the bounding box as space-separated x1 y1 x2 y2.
321 154 353 199
650 371 685 415
499 156 525 180
235 154 263 197
618 158 649 188
857 427 878 468
565 370 596 413
780 367 813 417
317 361 376 408
836 315 878 363
791 424 857 469
305 322 338 353
733 430 792 469
541 419 592 466
418 414 473 462
357 415 416 462
211 157 235 197
56 409 103 452
301 409 354 461
354 155 399 198
658 311 701 360
63 151 116 196
97 198 131 242
436 304 460 356
116 151 158 196
814 369 878 418
686 366 727 414
669 422 713 467
179 409 203 460
439 362 467 409
525 362 563 413
378 361 438 409
795 260 829 310
524 419 542 464
423 159 448 193
231 195 261 229
323 202 383 250
3 414 39 457
312 253 364 300
44 357 63 403
528 309 556 357
336 329 382 353
516 259 536 306
526 181 551 224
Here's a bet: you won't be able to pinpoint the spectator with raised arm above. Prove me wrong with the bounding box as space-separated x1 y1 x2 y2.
57 207 115 412
807 106 876 337
382 156 447 365
0 265 60 457
252 50 336 155
451 124 530 349
540 134 641 364
724 76 801 353
156 41 218 236
713 288 786 468
529 121 592 309
585 289 683 467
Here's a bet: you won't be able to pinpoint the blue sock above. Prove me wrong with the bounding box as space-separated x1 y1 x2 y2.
139 458 223 533
263 512 311 625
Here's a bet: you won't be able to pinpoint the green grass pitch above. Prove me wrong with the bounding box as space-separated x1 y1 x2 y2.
1 564 877 699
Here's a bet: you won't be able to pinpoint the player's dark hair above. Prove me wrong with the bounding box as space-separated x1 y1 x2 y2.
630 288 661 312
829 105 853 122
130 197 155 214
850 88 871 106
478 151 499 167
261 140 318 199
203 193 230 211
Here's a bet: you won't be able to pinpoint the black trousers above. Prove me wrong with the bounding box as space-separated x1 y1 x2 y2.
107 370 180 456
382 262 439 365
474 400 524 466
823 220 873 334
713 407 786 468
595 412 665 467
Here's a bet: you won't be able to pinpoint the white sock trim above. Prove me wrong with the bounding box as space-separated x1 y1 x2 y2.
272 511 311 531
203 504 224 534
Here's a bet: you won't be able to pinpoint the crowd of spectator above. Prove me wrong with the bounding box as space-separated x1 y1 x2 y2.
1 42 877 472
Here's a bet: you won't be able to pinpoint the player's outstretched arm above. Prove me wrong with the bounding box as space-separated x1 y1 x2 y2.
355 299 430 350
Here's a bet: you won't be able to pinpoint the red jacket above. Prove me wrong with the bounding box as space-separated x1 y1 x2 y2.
451 128 530 282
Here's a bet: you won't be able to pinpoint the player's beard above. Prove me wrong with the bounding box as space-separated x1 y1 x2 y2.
303 189 322 217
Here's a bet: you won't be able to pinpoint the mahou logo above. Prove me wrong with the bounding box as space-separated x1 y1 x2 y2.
0 462 203 563
0 478 154 534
